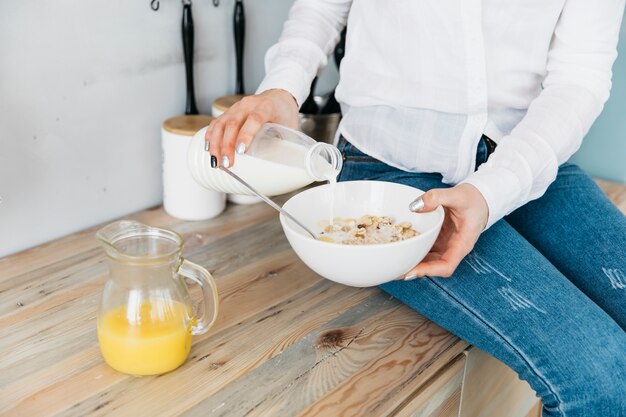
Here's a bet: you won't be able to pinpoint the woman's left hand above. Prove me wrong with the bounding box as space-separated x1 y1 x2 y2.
403 184 489 279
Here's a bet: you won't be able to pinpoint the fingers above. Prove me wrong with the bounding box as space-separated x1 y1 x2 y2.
205 95 277 168
414 190 443 213
406 234 473 279
411 188 466 214
207 119 225 168
396 252 442 281
236 100 273 156
403 185 486 281
204 118 217 156
220 115 246 168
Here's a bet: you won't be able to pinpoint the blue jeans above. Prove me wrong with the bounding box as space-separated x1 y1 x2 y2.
337 137 626 417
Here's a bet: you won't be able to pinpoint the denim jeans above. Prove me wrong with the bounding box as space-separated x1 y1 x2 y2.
337 137 626 417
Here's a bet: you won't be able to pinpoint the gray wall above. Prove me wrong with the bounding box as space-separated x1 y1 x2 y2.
0 0 338 257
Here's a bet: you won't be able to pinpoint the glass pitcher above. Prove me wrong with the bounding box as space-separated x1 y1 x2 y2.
95 220 218 376
187 123 343 196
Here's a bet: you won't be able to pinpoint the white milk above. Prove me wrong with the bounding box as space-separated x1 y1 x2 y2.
328 178 337 226
188 132 340 198
307 148 339 225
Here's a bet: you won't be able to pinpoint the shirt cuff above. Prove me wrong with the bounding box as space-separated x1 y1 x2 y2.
256 64 311 109
460 166 523 230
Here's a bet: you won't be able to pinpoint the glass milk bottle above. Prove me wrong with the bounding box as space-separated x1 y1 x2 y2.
187 123 343 196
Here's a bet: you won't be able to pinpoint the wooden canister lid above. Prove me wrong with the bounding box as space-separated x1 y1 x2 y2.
212 94 247 112
162 115 214 136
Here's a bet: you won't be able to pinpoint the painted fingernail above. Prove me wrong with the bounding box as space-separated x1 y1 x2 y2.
408 197 424 212
204 140 210 152
221 155 230 168
404 274 418 281
210 155 217 168
236 142 246 155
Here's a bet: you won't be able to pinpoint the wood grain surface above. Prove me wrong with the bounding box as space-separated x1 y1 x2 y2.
162 115 213 136
460 348 538 417
0 193 467 417
1 179 622 416
596 178 626 214
212 94 246 112
390 353 465 417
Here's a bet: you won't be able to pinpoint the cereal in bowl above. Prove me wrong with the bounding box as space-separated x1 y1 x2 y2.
318 215 419 245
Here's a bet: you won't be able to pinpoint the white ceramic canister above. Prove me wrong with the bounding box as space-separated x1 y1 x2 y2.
212 95 261 205
211 94 246 118
162 115 226 220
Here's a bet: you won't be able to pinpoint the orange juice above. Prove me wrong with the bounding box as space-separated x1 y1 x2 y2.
97 300 192 375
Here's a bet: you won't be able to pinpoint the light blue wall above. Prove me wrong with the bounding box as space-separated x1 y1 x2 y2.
570 12 626 184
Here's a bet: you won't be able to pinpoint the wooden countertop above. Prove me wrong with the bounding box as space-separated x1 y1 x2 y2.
0 194 468 417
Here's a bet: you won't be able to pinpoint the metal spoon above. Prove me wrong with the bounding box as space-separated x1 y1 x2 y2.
219 167 318 240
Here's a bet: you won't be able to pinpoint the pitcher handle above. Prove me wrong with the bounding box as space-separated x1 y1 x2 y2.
179 259 219 336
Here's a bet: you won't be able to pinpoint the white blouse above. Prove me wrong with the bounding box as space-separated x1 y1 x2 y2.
257 0 625 228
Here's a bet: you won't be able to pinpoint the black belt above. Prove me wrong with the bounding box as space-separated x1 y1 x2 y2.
483 135 498 157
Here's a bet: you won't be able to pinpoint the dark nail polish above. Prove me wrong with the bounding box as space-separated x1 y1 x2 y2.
211 155 217 168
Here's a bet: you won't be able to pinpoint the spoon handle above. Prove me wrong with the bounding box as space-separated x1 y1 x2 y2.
219 167 318 240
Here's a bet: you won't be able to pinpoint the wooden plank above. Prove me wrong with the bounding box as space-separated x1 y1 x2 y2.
1 267 377 416
525 401 542 417
1 176 621 417
49 284 375 417
0 249 317 402
390 353 465 417
293 325 465 417
596 179 626 214
0 216 295 387
1 193 476 417
0 201 279 317
0 239 300 387
459 347 539 417
181 292 412 417
182 295 464 417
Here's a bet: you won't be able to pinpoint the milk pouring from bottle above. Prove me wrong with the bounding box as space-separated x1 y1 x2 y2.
187 124 342 196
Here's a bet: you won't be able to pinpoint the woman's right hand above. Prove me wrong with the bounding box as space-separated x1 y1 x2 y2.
205 89 299 168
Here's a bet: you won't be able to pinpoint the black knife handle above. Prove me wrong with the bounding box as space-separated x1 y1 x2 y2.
334 27 347 68
234 0 245 95
182 3 199 115
300 77 319 114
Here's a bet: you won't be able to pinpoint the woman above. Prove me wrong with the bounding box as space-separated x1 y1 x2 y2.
206 1 626 415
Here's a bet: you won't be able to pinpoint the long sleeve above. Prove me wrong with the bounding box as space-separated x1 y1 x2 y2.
256 0 352 107
462 0 625 229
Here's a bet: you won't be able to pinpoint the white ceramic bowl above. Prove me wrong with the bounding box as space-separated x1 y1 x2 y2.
280 181 444 287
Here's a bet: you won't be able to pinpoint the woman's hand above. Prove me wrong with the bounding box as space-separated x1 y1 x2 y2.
404 184 489 279
205 89 299 168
